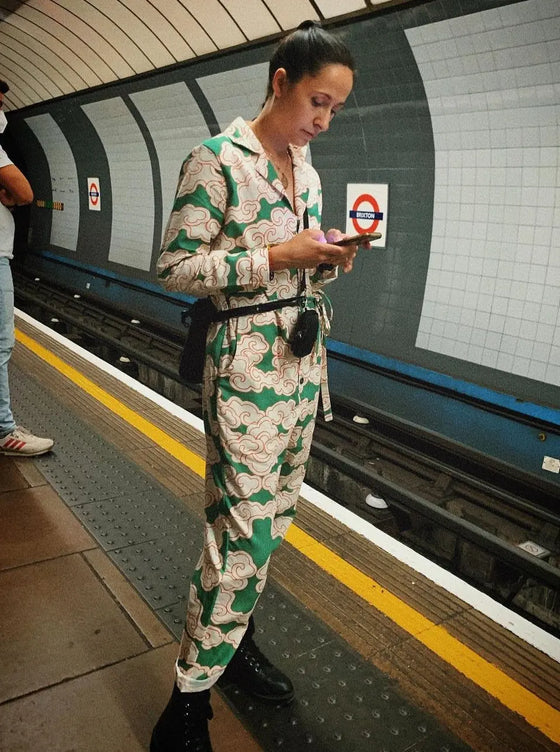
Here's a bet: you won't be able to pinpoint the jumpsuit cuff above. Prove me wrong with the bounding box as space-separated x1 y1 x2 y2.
175 660 224 692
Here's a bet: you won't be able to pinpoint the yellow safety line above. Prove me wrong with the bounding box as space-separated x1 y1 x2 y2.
15 327 560 745
287 526 560 744
15 329 205 478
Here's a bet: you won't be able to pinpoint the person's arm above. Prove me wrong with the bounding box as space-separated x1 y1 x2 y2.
267 162 355 280
157 144 270 297
0 163 33 206
268 228 357 275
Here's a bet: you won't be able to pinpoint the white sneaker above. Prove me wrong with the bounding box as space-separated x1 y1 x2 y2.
0 426 54 456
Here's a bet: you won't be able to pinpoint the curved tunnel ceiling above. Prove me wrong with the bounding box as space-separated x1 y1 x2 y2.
0 0 404 111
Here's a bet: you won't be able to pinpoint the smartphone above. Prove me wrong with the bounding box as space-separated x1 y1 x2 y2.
334 232 382 246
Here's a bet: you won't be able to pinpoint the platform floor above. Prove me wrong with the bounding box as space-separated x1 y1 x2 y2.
1 312 559 752
0 452 261 752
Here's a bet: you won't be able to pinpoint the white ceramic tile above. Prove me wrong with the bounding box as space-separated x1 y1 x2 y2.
497 352 515 371
532 341 552 362
528 360 547 380
481 349 499 367
512 355 530 376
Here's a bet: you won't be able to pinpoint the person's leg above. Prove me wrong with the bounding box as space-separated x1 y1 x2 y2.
152 390 295 750
175 390 304 693
0 258 54 456
0 257 16 438
151 394 298 752
152 360 322 750
176 377 321 677
221 396 319 698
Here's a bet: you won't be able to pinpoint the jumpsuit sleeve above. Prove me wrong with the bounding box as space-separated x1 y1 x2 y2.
157 144 270 297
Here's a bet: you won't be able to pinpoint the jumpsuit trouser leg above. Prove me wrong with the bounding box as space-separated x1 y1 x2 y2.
174 380 319 693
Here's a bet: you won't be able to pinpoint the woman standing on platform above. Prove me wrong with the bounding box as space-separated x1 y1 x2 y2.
151 21 361 752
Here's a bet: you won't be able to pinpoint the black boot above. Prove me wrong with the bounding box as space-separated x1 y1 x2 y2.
150 685 214 752
221 617 294 704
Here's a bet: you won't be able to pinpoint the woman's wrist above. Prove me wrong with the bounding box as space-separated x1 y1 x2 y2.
267 242 288 272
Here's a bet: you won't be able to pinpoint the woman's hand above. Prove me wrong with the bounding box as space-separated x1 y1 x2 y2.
268 228 358 273
324 229 364 273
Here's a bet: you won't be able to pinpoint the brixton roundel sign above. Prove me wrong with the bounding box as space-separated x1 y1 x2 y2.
88 178 101 211
346 184 388 247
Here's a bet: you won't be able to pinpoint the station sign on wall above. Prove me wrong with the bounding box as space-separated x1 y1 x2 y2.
87 177 101 211
346 183 388 248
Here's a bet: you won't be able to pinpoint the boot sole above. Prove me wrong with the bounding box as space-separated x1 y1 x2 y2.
247 689 295 705
257 695 294 705
219 675 295 705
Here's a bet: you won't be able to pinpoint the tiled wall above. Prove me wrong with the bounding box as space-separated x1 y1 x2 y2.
81 98 155 271
24 114 79 253
12 0 560 409
407 0 560 386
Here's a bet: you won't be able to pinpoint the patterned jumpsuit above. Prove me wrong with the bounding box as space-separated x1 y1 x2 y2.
157 117 336 692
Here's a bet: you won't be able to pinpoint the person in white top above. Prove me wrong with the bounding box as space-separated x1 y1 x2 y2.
0 79 54 456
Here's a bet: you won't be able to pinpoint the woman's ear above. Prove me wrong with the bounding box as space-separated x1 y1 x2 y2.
271 67 288 98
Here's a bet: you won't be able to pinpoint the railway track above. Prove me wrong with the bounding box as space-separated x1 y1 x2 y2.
309 409 560 633
14 270 560 635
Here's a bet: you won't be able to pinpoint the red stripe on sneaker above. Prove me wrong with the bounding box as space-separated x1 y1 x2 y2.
5 438 26 450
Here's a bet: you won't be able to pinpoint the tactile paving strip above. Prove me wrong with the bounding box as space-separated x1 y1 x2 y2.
11 365 473 751
220 592 470 752
110 537 196 610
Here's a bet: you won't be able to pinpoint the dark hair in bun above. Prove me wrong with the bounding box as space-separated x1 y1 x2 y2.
265 20 355 100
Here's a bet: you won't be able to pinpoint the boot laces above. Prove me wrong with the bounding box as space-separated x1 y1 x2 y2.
239 638 272 670
182 701 213 724
181 696 213 749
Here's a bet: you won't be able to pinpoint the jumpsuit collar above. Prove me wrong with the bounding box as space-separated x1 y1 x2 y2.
226 117 308 217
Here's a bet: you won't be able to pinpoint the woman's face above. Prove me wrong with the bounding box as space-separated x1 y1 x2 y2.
274 63 354 146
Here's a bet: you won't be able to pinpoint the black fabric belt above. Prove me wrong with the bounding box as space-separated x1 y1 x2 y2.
213 295 305 322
